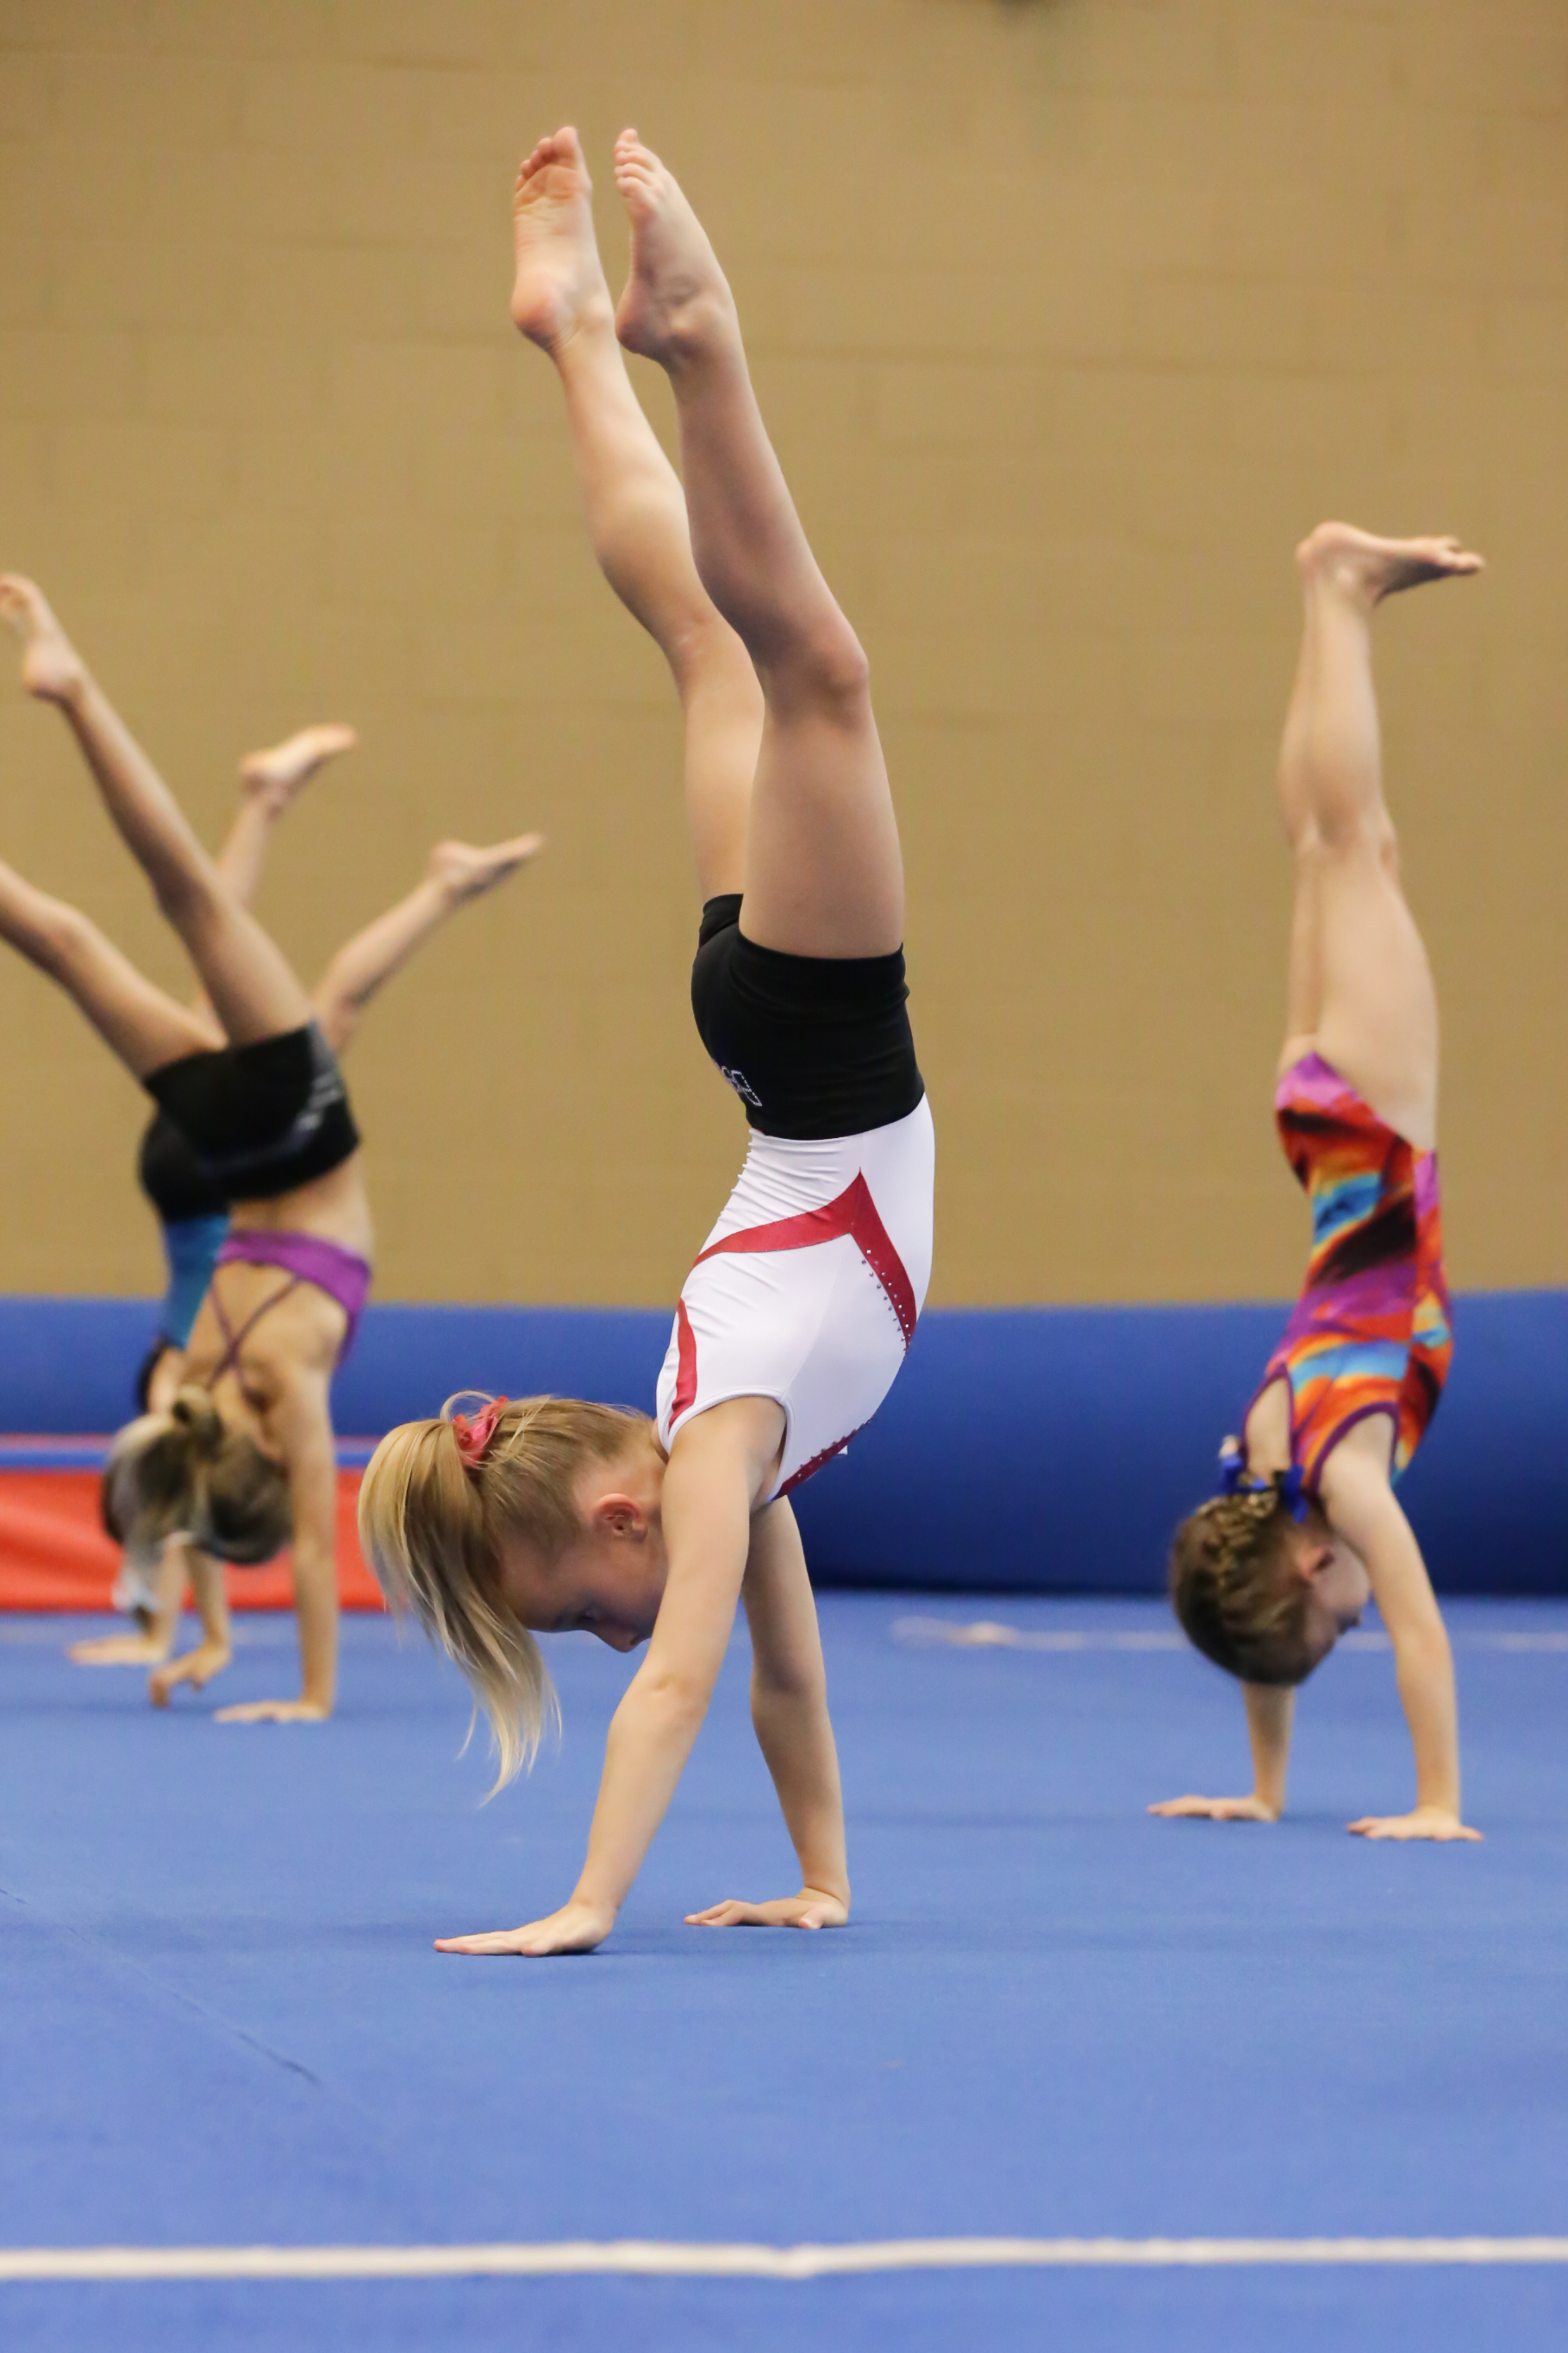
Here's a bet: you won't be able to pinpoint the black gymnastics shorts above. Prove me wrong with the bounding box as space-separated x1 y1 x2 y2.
142 1023 360 1205
690 894 924 1142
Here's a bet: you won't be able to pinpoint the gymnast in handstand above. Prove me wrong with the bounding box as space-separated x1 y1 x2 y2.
64 716 538 1675
1151 524 1482 1842
359 127 934 1952
0 576 541 1718
72 718 354 1667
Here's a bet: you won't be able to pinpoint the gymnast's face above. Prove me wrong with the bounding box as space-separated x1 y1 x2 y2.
1296 1526 1372 1647
496 1450 670 1653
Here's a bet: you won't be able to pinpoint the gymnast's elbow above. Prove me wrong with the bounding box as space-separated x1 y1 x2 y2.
628 1659 715 1737
750 1655 827 1712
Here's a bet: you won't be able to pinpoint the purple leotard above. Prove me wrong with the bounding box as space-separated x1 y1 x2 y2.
212 1230 372 1367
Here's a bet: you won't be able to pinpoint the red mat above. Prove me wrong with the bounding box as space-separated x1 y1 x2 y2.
0 1468 384 1611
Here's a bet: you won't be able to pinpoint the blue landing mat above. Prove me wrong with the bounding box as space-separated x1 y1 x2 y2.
6 1290 1567 1593
3 1597 1567 2350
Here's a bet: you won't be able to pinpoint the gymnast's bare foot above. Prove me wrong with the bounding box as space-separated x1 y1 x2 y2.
67 1630 172 1668
611 128 735 368
509 126 613 353
1296 523 1484 609
0 575 87 704
240 723 358 815
428 833 546 907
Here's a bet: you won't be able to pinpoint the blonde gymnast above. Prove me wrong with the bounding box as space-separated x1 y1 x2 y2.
359 128 934 1953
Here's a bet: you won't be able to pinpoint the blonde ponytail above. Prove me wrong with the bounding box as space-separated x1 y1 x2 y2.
358 1393 649 1794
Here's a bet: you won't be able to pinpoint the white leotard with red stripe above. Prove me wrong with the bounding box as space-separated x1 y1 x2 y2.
655 1095 935 1501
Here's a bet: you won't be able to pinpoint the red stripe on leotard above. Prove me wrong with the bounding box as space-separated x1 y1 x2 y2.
670 1174 918 1493
690 1173 917 1347
779 1423 868 1499
672 1297 698 1420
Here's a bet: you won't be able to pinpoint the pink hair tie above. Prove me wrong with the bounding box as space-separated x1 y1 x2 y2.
450 1397 509 1470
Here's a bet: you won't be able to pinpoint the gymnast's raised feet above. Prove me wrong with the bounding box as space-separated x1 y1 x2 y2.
1296 523 1484 609
428 833 546 908
611 128 736 368
239 724 359 817
509 125 615 354
0 574 86 704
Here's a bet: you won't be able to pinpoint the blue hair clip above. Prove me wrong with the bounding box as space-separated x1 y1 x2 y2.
1277 1463 1309 1524
1217 1441 1309 1523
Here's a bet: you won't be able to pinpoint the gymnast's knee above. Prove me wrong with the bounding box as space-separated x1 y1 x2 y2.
151 861 222 931
769 612 871 721
31 895 103 978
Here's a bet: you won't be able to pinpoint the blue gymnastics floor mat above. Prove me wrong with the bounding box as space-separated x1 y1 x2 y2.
3 1596 1567 2350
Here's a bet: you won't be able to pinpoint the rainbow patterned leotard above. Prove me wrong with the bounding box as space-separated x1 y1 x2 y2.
1245 1052 1452 1491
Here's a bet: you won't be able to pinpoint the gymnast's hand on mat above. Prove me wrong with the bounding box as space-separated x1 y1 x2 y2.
147 1640 234 1707
1346 1806 1481 1843
1147 1793 1281 1824
212 1699 331 1724
434 1900 618 1957
684 1888 850 1930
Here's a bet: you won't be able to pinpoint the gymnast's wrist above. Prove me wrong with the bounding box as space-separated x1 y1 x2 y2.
568 1874 624 1929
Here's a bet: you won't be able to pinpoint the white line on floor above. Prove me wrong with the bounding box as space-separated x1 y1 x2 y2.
3 2238 1568 2282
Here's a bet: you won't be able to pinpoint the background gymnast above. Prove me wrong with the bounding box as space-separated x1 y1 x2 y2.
1151 523 1483 1843
70 717 354 1668
0 575 541 1719
62 717 541 1677
358 126 935 1953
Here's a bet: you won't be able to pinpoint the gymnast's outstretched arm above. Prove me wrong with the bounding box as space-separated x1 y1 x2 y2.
436 1397 784 1957
1320 1426 1477 1841
196 1371 338 1724
688 1498 850 1930
1151 1686 1294 1826
148 1547 234 1706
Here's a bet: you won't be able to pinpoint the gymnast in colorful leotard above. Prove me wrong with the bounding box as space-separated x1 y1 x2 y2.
358 127 934 1956
1151 523 1483 1844
0 576 542 1717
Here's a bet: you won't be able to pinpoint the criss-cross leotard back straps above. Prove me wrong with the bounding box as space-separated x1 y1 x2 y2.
201 1268 303 1392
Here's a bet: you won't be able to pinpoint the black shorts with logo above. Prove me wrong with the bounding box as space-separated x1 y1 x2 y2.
690 895 924 1142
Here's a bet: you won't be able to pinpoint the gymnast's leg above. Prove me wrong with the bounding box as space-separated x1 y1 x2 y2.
0 855 215 1076
0 576 314 1046
1277 523 1481 1151
509 126 761 900
216 725 359 914
611 130 903 960
310 834 545 1055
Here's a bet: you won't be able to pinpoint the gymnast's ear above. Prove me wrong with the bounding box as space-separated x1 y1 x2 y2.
590 1493 648 1542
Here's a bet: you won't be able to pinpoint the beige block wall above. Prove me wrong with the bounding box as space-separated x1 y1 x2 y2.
0 0 1563 1306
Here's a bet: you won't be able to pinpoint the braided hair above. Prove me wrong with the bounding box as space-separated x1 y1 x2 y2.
1169 1473 1329 1687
